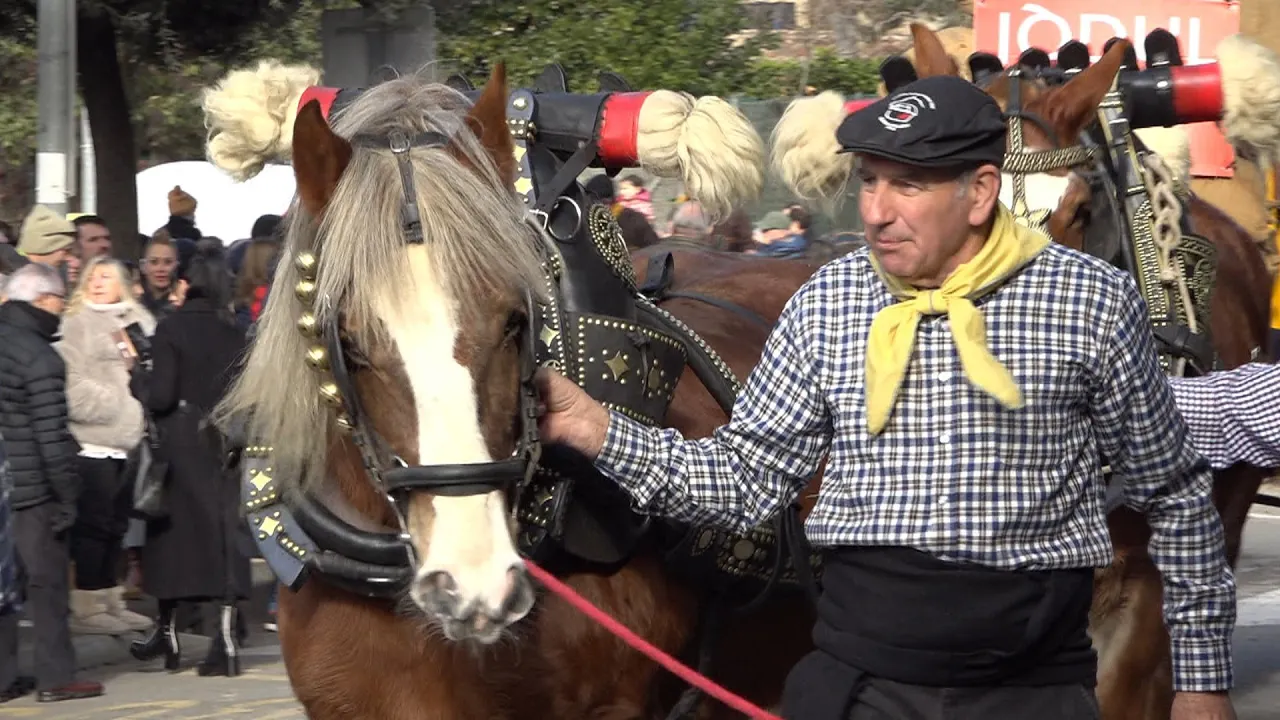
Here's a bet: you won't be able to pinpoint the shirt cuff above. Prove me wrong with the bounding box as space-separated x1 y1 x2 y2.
1170 635 1234 693
594 409 665 508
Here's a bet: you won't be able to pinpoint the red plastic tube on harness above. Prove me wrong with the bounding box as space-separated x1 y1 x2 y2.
298 86 661 169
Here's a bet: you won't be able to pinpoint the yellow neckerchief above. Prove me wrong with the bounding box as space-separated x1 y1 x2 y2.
865 203 1051 435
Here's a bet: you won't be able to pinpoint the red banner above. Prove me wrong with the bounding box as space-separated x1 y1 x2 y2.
973 0 1241 177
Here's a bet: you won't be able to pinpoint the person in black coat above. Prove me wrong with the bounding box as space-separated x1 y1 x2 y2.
0 263 104 701
128 240 249 677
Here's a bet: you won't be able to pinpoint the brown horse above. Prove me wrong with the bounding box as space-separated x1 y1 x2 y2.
206 62 829 718
771 24 1276 720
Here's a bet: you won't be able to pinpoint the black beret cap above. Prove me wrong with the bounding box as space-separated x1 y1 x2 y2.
836 75 1008 169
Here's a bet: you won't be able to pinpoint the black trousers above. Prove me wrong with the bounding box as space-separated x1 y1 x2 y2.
70 457 129 590
0 611 16 689
4 503 76 691
848 677 1100 720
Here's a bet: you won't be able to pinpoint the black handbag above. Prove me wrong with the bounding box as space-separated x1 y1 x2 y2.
133 413 169 520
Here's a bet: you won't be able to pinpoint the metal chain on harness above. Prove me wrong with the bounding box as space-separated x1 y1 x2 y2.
1138 152 1200 378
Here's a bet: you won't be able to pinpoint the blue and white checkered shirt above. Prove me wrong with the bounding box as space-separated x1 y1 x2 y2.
597 243 1234 693
1169 362 1280 470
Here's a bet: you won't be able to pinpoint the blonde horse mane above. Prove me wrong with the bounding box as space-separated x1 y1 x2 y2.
212 73 548 493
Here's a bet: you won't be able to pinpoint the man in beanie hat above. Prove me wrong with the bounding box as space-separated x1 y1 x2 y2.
534 75 1233 718
17 206 80 286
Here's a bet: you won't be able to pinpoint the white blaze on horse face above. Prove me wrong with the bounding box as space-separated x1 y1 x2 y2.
380 246 525 626
999 171 1073 221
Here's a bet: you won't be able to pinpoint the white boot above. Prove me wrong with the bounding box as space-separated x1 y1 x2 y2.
68 589 131 635
104 586 153 632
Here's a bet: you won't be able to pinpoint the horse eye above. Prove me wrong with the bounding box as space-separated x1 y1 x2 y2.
502 312 523 342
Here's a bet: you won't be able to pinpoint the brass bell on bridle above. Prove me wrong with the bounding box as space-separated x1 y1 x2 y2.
295 279 317 303
294 251 318 279
318 381 343 407
296 312 319 337
304 345 328 371
291 249 344 423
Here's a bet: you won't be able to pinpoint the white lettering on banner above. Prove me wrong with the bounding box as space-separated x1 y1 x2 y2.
1013 4 1072 61
994 4 1211 65
1079 13 1125 48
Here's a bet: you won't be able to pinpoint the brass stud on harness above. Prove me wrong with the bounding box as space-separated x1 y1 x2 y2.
335 413 353 432
318 381 343 407
304 345 328 371
295 279 317 303
296 312 319 337
294 251 318 279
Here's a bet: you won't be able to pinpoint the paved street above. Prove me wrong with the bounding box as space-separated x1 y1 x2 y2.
1231 505 1280 720
1 509 1278 718
0 644 303 719
0 559 305 719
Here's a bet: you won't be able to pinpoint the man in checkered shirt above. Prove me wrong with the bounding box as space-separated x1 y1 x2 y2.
540 76 1235 720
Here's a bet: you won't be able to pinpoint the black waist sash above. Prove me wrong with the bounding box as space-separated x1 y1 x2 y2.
781 546 1097 720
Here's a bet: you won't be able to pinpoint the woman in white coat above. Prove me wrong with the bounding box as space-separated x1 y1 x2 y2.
56 256 155 635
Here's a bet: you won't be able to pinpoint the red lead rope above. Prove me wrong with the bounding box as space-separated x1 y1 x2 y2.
523 559 785 720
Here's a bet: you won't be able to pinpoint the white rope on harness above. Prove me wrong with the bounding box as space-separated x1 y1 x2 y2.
1138 152 1198 378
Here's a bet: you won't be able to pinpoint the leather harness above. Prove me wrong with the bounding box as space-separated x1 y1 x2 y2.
992 65 1218 375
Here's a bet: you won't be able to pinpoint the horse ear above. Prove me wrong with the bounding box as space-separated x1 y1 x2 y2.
1038 39 1130 141
909 23 960 77
461 62 517 187
292 99 353 216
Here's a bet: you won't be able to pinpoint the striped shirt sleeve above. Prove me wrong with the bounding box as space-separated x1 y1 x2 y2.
594 291 833 532
1168 362 1280 471
1090 273 1235 693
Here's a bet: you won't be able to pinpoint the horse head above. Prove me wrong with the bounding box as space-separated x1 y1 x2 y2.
253 65 548 642
203 61 764 645
910 25 1133 255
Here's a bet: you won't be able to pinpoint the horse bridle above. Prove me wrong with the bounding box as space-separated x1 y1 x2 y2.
996 67 1097 231
312 128 543 565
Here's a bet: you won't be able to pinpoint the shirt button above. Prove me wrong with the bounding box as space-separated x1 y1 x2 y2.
938 432 951 444
937 370 953 382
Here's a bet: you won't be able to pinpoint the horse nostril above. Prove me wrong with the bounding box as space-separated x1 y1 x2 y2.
416 571 460 618
424 571 456 593
500 564 536 620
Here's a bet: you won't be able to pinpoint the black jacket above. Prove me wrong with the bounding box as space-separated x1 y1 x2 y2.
0 302 81 512
131 297 251 600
